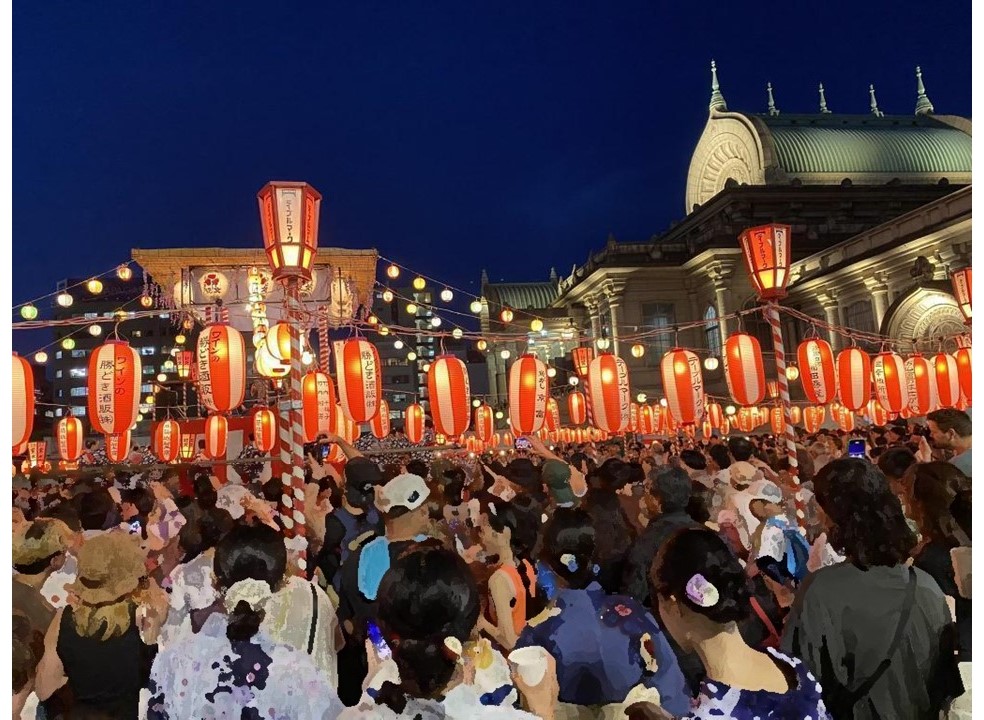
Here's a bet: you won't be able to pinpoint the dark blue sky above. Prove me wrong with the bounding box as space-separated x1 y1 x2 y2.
14 0 971 321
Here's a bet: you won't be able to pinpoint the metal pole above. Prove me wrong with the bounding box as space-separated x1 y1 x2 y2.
763 302 805 529
278 280 307 574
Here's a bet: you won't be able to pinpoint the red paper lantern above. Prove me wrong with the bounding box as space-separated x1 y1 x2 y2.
428 355 471 437
196 325 247 414
56 416 85 463
405 403 425 444
738 224 792 300
638 405 655 435
770 407 785 435
153 418 182 463
105 432 131 464
567 391 587 426
302 371 337 443
702 421 713 439
336 339 383 424
179 432 196 461
27 441 46 468
873 352 906 414
935 353 961 409
803 406 825 434
723 333 766 405
955 347 972 403
204 415 228 460
734 407 756 433
836 348 872 412
257 181 322 282
252 407 277 453
836 406 855 432
331 403 359 443
790 406 802 425
571 347 595 378
627 403 639 433
950 267 972 323
370 399 391 439
706 403 724 430
176 350 194 380
545 398 561 432
88 340 141 435
902 355 937 416
509 354 549 434
797 339 837 405
12 353 34 450
661 349 705 425
867 399 890 426
474 404 495 442
720 418 731 435
502 431 514 447
586 355 631 433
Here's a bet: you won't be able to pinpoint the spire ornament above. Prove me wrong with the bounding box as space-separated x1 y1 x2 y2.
767 83 779 116
709 60 728 112
915 66 935 115
869 85 884 117
818 83 831 114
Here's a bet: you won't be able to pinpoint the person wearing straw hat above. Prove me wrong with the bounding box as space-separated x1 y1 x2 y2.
34 533 168 720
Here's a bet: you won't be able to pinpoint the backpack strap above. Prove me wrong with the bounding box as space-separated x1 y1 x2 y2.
749 595 781 649
306 581 319 655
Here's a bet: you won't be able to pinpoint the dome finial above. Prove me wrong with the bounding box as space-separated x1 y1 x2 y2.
709 60 728 112
818 83 831 114
915 66 935 115
766 82 780 116
869 84 884 117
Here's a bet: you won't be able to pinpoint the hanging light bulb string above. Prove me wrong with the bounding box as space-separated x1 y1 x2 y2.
12 261 137 312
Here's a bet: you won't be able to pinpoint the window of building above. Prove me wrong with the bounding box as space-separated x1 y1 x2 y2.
55 370 63 379
143 366 156 375
84 312 99 320
641 303 676 362
141 384 154 393
140 347 156 356
71 349 86 358
69 367 87 378
392 394 407 403
132 330 142 338
846 299 878 351
391 375 411 385
55 351 63 360
57 390 64 398
70 387 88 397
385 358 403 367
704 306 722 356
55 408 63 417
72 406 86 417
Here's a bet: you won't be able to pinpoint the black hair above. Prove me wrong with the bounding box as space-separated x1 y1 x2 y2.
193 474 218 511
877 447 917 480
679 449 707 471
442 466 468 506
727 437 754 462
650 466 692 514
214 524 287 642
686 491 711 523
814 458 916 569
76 489 116 532
374 545 480 712
707 444 731 470
927 408 972 438
120 487 155 538
539 507 597 590
906 462 972 548
12 613 43 694
179 508 235 563
40 502 82 532
651 527 751 625
406 460 429 479
592 458 634 492
259 479 282 505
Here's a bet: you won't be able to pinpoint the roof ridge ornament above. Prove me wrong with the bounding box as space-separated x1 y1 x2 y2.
818 83 831 113
709 60 728 112
869 84 884 117
767 82 780 116
915 66 935 116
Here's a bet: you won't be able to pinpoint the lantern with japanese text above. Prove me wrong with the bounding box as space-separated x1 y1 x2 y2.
571 347 595 378
12 353 34 451
638 404 655 435
405 403 425 444
336 339 383 424
302 371 337 443
370 399 391 440
176 350 194 380
105 432 131 464
954 347 972 403
790 406 802 425
734 407 756 433
586 354 631 433
797 339 837 405
738 224 792 300
836 348 872 412
257 181 322 282
502 431 514 447
509 354 549 434
935 353 961 409
627 403 639 433
567 391 587 426
152 419 182 463
661 349 705 425
706 403 724 430
265 322 307 362
803 406 825 434
196 325 247 414
179 432 196 461
653 405 666 435
836 406 855 432
545 398 561 432
87 341 141 436
331 404 359 443
867 399 890 426
27 441 46 469
950 267 972 324
770 407 785 435
252 407 277 453
723 333 766 405
903 355 938 416
873 352 906 414
720 418 731 435
204 415 228 460
474 404 495 443
428 355 471 437
56 416 84 463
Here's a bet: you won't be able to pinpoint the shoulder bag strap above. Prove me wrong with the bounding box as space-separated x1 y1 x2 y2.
306 581 319 655
749 595 781 648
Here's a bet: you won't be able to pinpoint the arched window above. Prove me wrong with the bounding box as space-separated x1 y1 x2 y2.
704 305 722 356
845 299 877 350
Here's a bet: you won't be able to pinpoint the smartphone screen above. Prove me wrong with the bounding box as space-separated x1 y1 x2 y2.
128 520 142 535
847 439 866 459
514 437 532 451
366 620 392 660
320 443 331 461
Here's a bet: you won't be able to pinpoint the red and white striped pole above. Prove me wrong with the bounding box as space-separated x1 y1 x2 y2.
763 302 805 528
318 308 330 372
278 280 307 573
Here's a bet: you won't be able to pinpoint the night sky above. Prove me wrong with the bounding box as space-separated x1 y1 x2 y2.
13 1 972 353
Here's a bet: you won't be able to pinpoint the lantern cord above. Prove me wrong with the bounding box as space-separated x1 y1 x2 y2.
13 261 138 311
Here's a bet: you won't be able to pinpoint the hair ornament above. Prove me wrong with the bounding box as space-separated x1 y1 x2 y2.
685 573 720 608
224 578 273 612
560 553 579 572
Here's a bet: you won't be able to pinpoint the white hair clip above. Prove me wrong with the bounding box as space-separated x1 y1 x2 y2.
685 573 720 608
224 578 273 612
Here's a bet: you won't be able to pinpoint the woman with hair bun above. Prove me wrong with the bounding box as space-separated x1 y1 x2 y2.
651 527 829 719
147 524 341 719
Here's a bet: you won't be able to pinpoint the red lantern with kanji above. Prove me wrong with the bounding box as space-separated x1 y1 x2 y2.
56 416 85 463
797 339 837 405
302 371 337 443
734 407 756 433
502 431 514 447
195 325 247 414
331 404 359 443
873 352 906 414
836 348 872 412
770 407 785 435
720 418 731 435
336 339 383 424
867 399 890 426
105 432 131 464
571 347 595 378
723 333 766 405
509 354 549 435
902 355 937 416
370 399 391 439
176 350 194 380
950 267 972 324
87 340 141 435
204 415 228 460
638 405 655 435
836 406 855 432
12 353 34 450
955 347 972 403
153 418 182 463
935 353 961 409
586 355 631 433
428 355 471 437
257 181 322 282
474 404 495 442
803 406 825 434
545 398 561 432
179 432 196 461
252 407 277 453
706 403 724 430
567 391 587 426
738 223 792 300
661 349 705 425
405 403 425 444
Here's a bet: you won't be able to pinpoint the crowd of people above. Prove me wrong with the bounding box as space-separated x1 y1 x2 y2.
11 407 973 719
